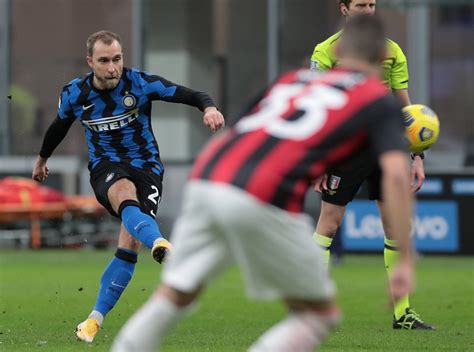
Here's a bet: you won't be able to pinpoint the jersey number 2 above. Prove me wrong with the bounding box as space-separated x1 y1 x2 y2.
147 185 161 217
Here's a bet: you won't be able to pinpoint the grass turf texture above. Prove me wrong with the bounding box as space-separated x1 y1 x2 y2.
0 250 472 351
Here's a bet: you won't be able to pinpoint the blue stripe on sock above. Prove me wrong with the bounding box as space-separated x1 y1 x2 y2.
121 205 162 248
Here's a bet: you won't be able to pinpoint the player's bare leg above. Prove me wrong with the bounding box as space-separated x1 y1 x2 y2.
313 201 346 267
108 178 139 210
377 201 435 330
112 284 201 352
249 299 341 351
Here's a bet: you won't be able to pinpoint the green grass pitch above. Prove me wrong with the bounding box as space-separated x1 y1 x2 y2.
0 250 473 351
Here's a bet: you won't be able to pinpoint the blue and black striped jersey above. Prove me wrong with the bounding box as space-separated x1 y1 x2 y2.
40 67 215 175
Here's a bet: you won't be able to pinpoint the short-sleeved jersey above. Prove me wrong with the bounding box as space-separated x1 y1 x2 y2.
310 30 409 90
57 67 208 175
190 69 406 213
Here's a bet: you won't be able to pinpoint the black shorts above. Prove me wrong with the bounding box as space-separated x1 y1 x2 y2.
321 151 381 206
90 160 163 218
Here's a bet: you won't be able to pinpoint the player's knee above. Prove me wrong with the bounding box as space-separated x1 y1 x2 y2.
316 219 341 237
108 178 137 207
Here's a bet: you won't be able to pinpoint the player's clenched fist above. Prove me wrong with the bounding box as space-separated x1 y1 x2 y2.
203 107 225 132
32 156 49 183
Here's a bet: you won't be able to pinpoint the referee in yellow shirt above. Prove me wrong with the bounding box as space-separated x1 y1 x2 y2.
310 0 434 330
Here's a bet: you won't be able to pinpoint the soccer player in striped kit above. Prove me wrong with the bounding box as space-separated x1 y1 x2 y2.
113 16 416 352
32 30 224 343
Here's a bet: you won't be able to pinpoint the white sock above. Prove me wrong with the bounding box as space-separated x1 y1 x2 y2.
111 295 192 352
88 310 104 326
248 311 340 352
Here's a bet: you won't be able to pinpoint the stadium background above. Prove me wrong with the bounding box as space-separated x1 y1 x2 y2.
0 1 473 351
1 0 472 254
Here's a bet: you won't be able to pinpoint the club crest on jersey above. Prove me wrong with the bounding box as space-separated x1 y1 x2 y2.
122 94 137 109
105 173 115 183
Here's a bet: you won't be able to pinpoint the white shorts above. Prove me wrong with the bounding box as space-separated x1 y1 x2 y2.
162 181 335 301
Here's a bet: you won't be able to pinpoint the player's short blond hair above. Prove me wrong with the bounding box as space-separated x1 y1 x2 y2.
86 30 122 56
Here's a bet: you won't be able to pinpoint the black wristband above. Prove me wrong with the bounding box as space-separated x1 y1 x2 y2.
411 152 425 160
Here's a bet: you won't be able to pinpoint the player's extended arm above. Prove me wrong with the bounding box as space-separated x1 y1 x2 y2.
150 76 225 132
32 118 74 182
393 88 425 192
379 151 415 301
366 94 415 300
170 86 224 132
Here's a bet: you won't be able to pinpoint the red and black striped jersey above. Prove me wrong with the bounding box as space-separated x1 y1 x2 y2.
191 68 406 213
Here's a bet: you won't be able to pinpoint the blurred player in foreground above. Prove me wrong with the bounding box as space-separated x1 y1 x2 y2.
310 0 434 330
112 15 415 352
32 30 224 343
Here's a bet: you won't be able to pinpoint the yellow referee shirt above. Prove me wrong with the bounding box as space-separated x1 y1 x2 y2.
310 30 409 90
